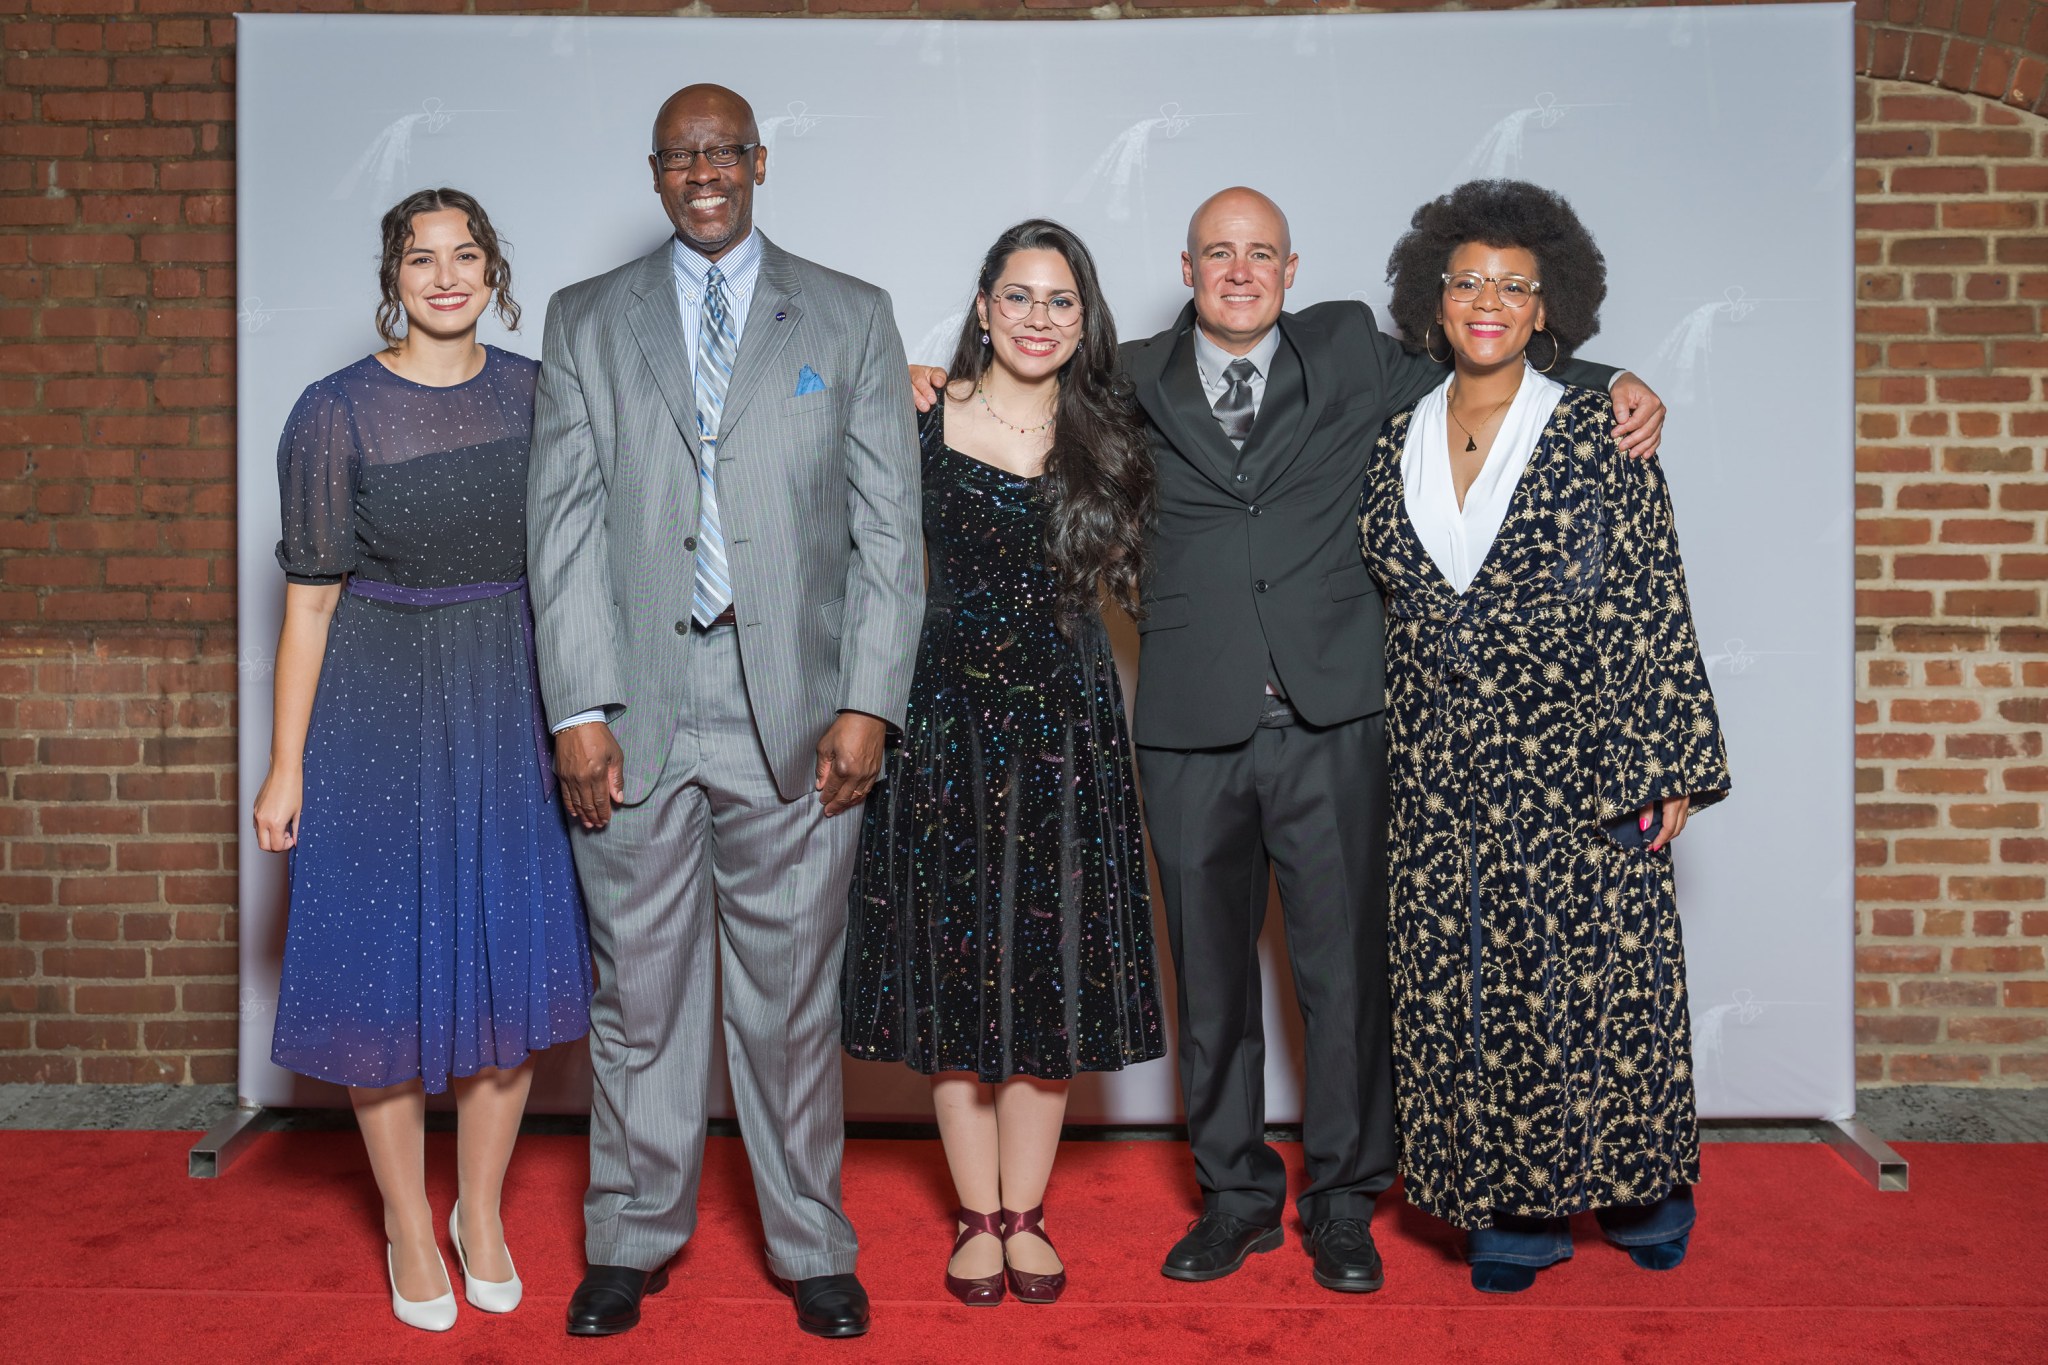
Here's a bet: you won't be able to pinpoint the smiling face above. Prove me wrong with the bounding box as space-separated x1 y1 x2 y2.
1182 188 1298 354
394 207 490 342
1437 241 1547 374
977 248 1084 384
649 85 767 262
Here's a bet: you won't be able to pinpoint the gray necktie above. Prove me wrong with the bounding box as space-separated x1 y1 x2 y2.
691 265 736 626
1213 357 1256 447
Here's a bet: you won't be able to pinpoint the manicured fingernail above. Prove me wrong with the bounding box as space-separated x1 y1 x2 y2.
1640 813 1650 830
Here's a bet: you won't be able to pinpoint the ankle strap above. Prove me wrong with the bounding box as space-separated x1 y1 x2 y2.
953 1207 1003 1249
999 1205 1047 1240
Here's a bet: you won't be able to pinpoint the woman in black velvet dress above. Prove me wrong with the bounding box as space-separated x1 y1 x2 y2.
841 220 1161 1306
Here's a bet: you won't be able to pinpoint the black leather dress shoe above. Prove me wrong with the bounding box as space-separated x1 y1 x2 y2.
565 1263 669 1336
776 1272 870 1338
1305 1217 1385 1293
1161 1211 1284 1282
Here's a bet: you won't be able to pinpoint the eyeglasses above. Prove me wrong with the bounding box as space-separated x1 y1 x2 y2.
1442 272 1542 307
991 288 1082 328
654 143 759 173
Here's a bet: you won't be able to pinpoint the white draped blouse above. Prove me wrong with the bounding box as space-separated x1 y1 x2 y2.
1399 365 1566 595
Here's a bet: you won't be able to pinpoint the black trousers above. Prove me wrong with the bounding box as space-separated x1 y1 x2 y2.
1136 699 1395 1228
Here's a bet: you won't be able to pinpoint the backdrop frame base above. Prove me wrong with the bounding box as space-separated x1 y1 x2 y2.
188 1104 276 1179
1824 1117 1910 1191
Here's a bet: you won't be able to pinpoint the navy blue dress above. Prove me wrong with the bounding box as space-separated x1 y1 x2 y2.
269 347 591 1093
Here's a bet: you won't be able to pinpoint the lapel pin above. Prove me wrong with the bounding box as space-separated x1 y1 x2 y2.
774 311 787 322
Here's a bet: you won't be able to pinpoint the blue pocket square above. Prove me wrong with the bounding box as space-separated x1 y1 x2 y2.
795 365 826 396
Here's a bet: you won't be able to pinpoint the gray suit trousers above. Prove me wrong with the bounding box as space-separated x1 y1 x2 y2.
571 624 860 1280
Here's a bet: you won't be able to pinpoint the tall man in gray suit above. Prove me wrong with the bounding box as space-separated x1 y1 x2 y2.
527 84 923 1340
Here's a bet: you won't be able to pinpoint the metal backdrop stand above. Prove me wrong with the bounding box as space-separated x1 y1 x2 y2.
1824 1117 1911 1190
188 1104 276 1178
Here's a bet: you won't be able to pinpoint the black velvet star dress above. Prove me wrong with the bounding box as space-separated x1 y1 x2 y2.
841 404 1164 1082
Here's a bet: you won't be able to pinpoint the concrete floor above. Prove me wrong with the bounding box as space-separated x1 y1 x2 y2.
2 1082 2044 1142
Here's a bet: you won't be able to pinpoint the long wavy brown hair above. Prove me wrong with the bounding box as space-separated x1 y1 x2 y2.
946 219 1153 629
374 187 521 347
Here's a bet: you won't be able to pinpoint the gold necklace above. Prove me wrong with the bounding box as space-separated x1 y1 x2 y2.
977 381 1055 436
1446 382 1516 453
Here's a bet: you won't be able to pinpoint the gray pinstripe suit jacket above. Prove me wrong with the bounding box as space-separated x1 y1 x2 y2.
527 234 924 804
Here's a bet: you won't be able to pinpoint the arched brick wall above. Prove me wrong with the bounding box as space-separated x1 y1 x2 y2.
1 3 2043 1090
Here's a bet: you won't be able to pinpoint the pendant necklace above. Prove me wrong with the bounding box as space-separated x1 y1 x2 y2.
1447 382 1516 453
978 381 1055 437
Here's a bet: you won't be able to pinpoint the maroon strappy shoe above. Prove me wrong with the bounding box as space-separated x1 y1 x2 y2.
999 1204 1067 1305
944 1208 1006 1307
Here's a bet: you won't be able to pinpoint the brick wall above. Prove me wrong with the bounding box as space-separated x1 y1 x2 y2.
1853 77 2048 1085
1 2 2045 1090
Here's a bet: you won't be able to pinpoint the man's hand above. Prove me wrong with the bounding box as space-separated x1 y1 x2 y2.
909 365 948 413
1610 372 1665 460
555 721 626 831
815 711 886 816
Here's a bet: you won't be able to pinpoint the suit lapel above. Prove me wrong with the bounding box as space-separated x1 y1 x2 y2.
1245 318 1325 498
1135 305 1244 498
712 235 802 444
624 242 699 460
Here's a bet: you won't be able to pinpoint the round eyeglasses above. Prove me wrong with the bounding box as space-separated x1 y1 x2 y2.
992 288 1083 328
1442 272 1542 307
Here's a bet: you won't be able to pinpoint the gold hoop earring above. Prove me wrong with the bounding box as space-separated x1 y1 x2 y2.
1424 321 1451 365
1532 329 1559 374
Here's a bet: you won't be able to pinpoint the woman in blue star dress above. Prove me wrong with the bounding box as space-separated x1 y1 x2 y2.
253 189 590 1329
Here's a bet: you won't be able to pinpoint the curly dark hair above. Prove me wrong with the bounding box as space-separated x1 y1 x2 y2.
945 219 1154 629
1383 179 1606 366
374 187 521 347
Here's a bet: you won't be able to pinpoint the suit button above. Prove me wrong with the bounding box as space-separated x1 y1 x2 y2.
684 536 697 552
674 620 688 636
1234 473 1250 484
1254 579 1269 593
1248 504 1262 517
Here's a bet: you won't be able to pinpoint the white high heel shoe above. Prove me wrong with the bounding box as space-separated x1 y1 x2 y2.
449 1202 523 1313
386 1244 458 1332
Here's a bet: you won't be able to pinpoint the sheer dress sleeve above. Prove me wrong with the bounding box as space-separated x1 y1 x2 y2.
273 377 361 585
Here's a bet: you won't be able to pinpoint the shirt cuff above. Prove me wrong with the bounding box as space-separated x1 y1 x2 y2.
550 709 607 734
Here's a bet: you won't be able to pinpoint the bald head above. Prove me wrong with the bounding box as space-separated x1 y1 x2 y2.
651 84 759 150
1186 186 1291 260
649 83 767 262
1181 186 1298 354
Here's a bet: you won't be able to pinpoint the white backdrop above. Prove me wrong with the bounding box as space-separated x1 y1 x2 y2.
235 8 1856 1121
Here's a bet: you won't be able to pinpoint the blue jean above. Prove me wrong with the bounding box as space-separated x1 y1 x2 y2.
1466 1185 1696 1267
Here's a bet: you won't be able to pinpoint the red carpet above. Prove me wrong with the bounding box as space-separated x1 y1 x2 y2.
0 1133 2041 1364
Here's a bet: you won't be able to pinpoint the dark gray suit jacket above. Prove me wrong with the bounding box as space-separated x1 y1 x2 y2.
1124 300 1614 750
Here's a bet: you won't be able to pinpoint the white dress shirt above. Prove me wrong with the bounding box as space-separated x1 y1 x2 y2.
1400 365 1565 595
551 231 766 736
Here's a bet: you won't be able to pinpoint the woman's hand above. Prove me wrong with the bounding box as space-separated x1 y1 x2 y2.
253 764 304 852
1640 794 1692 852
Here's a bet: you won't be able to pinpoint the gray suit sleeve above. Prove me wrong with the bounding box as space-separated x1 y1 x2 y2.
833 288 925 727
527 293 627 727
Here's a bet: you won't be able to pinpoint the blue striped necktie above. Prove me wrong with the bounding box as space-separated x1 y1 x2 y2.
691 264 736 626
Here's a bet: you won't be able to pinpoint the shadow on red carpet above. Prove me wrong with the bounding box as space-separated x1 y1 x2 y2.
0 1132 2041 1363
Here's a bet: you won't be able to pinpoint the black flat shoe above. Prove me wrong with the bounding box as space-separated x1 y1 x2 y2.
565 1262 669 1336
776 1272 870 1338
1304 1217 1385 1293
1470 1260 1539 1294
1161 1211 1284 1282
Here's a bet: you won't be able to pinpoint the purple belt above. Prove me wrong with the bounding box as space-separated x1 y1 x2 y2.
345 575 555 797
